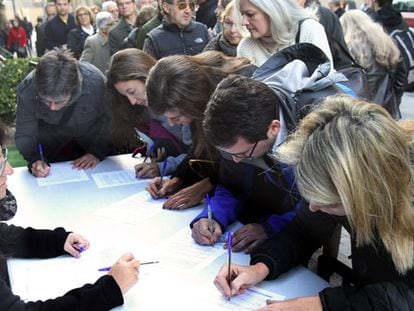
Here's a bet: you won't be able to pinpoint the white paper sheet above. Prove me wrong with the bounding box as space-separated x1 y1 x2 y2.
37 163 89 187
94 191 165 224
91 170 149 188
153 227 226 274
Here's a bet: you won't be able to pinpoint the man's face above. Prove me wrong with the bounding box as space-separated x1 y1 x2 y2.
107 3 119 22
55 0 70 16
46 4 57 18
163 0 196 29
117 0 136 18
39 94 71 111
218 136 273 163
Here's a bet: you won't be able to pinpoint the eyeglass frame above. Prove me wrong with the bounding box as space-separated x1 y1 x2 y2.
222 21 237 30
167 0 197 11
220 140 259 160
0 147 8 175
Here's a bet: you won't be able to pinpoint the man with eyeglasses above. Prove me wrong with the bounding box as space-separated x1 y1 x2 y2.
191 75 301 253
15 48 112 178
108 0 137 55
143 0 210 59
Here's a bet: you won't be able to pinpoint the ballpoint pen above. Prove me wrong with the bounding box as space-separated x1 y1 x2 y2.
206 194 214 235
142 144 155 163
0 148 8 175
98 261 159 271
38 143 46 169
227 232 232 301
159 159 168 186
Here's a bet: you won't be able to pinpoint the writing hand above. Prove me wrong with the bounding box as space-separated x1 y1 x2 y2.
108 252 140 294
214 263 269 299
135 162 160 178
225 223 268 253
72 153 99 170
31 160 50 178
146 177 182 199
256 296 322 311
163 178 213 210
192 218 222 245
64 233 90 258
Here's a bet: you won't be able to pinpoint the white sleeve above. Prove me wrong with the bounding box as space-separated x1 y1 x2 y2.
299 19 334 72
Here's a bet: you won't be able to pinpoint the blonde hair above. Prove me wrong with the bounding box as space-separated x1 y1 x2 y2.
222 0 249 38
340 10 400 69
74 5 95 26
277 95 414 274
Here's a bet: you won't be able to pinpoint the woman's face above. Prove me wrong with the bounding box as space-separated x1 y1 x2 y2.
308 202 346 216
239 0 271 39
164 110 193 126
114 80 147 106
77 10 92 27
0 147 14 200
222 10 242 45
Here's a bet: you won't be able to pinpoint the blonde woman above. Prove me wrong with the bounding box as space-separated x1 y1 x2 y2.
67 5 96 59
235 0 333 67
214 95 414 310
340 10 406 119
203 0 246 56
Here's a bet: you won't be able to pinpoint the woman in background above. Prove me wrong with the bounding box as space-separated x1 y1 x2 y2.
340 10 406 119
67 5 95 59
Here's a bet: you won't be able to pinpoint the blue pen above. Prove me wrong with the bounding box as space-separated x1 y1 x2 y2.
143 144 155 163
38 143 46 169
159 159 168 186
206 194 214 235
227 232 233 300
75 243 85 252
98 261 159 272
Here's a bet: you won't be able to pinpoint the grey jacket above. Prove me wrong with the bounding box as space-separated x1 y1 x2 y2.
15 62 112 165
80 32 110 74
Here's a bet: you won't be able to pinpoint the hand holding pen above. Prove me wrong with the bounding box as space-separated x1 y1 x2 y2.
63 233 90 259
107 252 140 294
31 144 50 178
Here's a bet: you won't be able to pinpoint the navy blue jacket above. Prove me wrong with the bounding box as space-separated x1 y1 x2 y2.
44 14 76 50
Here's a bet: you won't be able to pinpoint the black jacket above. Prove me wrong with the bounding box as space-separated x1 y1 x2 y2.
16 62 112 166
44 15 76 50
67 26 95 59
144 19 209 59
251 205 414 310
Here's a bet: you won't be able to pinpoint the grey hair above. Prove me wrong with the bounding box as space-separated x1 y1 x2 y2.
96 11 113 31
102 0 117 11
235 0 316 49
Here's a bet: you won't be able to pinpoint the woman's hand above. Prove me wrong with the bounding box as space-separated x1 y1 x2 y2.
146 177 183 199
64 233 90 258
163 178 214 210
108 252 140 294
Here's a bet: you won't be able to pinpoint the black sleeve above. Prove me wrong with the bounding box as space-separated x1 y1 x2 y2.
250 205 341 280
0 275 123 310
0 224 68 259
319 279 414 310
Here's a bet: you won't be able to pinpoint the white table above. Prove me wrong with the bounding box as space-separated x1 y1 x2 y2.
6 154 329 310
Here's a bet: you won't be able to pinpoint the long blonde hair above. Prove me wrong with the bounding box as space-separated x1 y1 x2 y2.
340 10 400 69
278 95 414 274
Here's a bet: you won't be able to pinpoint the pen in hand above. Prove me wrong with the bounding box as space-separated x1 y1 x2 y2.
158 159 168 191
98 260 159 271
206 194 214 237
38 143 46 169
143 144 155 163
227 232 233 301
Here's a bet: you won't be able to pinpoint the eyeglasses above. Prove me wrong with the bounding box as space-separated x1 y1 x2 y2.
189 159 218 178
0 147 8 175
77 13 90 17
171 0 197 10
38 95 71 107
221 141 259 159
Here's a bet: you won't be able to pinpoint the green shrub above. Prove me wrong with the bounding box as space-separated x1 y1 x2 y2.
0 58 37 126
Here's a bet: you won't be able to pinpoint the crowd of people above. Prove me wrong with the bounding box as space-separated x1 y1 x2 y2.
0 0 413 309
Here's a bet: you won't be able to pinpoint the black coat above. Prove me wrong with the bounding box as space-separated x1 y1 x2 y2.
67 26 95 59
251 205 414 310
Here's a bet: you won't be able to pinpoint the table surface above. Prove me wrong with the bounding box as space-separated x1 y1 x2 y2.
6 154 329 310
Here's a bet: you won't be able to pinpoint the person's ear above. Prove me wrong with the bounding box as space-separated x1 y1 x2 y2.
267 119 280 138
162 1 170 14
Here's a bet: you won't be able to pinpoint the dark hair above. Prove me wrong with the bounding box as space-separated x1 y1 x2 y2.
106 48 157 151
54 0 71 3
204 74 280 148
146 51 251 157
136 5 157 27
374 0 393 7
35 48 80 97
